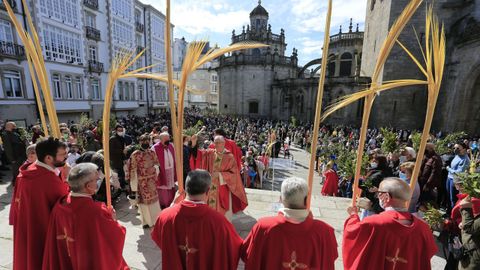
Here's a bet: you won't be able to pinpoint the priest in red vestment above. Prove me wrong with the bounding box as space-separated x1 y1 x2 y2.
151 170 242 270
10 137 70 270
152 132 177 208
343 177 438 270
241 177 338 270
42 163 129 270
191 135 247 220
208 128 243 171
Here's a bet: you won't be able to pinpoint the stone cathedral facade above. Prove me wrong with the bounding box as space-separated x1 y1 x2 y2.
217 1 366 124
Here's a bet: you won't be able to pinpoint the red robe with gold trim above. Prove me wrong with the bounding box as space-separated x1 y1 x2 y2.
241 212 338 270
42 196 129 270
342 210 437 270
151 201 242 270
197 149 247 214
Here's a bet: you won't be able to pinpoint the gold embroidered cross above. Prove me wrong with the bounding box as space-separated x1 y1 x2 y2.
282 251 307 270
179 237 198 255
385 248 408 270
57 227 75 257
179 237 198 266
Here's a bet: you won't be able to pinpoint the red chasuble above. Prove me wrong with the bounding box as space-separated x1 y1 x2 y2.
42 196 129 270
11 163 69 270
9 161 34 226
241 213 338 270
151 201 242 270
342 210 437 270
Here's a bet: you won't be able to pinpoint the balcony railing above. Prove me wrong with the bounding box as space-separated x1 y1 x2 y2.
83 0 98 10
135 21 144 33
88 60 104 73
85 26 101 41
0 0 17 11
0 41 25 59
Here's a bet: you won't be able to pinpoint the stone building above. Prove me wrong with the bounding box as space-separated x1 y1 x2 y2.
217 1 299 117
363 0 480 134
218 1 366 124
0 0 172 125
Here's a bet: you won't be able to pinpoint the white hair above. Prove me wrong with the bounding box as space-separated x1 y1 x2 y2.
159 132 170 139
68 163 98 192
379 177 412 202
214 135 225 143
404 147 416 159
281 177 308 209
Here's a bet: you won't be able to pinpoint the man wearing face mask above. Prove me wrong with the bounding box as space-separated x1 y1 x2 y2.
1 121 27 184
446 142 471 214
399 146 416 165
343 178 437 270
9 137 70 270
42 163 129 270
152 132 177 209
127 134 161 228
109 124 127 190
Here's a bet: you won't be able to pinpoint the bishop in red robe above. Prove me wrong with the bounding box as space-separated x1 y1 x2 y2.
151 170 242 270
208 128 243 171
192 135 248 218
343 178 437 270
241 177 338 270
42 163 129 270
10 138 70 270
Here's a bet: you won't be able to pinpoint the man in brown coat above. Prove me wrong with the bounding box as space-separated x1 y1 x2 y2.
419 143 443 203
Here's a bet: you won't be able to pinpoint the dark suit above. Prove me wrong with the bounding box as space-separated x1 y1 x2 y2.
1 130 26 181
109 134 126 188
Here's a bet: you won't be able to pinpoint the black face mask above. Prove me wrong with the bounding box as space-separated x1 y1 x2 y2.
164 140 170 146
141 143 150 150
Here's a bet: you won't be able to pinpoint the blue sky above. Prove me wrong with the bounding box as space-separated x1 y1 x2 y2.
141 0 367 66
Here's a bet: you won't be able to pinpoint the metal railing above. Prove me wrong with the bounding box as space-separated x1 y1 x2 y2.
88 60 104 73
83 0 98 10
85 26 101 41
0 41 25 59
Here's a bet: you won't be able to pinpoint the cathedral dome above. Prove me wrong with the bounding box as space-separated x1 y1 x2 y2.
250 1 268 17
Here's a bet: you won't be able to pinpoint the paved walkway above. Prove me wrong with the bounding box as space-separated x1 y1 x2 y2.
0 146 447 269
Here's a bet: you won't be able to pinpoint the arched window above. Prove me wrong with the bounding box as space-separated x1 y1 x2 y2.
370 0 376 11
252 48 261 56
249 101 259 114
340 52 353 77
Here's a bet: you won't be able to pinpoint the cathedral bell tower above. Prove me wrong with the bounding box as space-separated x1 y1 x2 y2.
249 0 268 32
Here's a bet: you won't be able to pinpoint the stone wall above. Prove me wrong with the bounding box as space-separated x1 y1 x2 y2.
218 64 294 117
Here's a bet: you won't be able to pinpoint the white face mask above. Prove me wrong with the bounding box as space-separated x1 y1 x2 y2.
117 131 125 137
370 162 378 169
399 156 407 164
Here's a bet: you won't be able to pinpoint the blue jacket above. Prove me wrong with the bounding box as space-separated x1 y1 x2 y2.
447 154 470 179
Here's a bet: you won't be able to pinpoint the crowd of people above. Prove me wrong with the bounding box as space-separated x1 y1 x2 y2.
1 109 480 269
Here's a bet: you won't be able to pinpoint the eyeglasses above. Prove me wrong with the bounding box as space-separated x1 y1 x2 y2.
375 190 391 198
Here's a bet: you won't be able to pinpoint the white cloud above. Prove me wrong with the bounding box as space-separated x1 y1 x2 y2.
289 0 366 33
141 0 250 35
299 37 323 55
